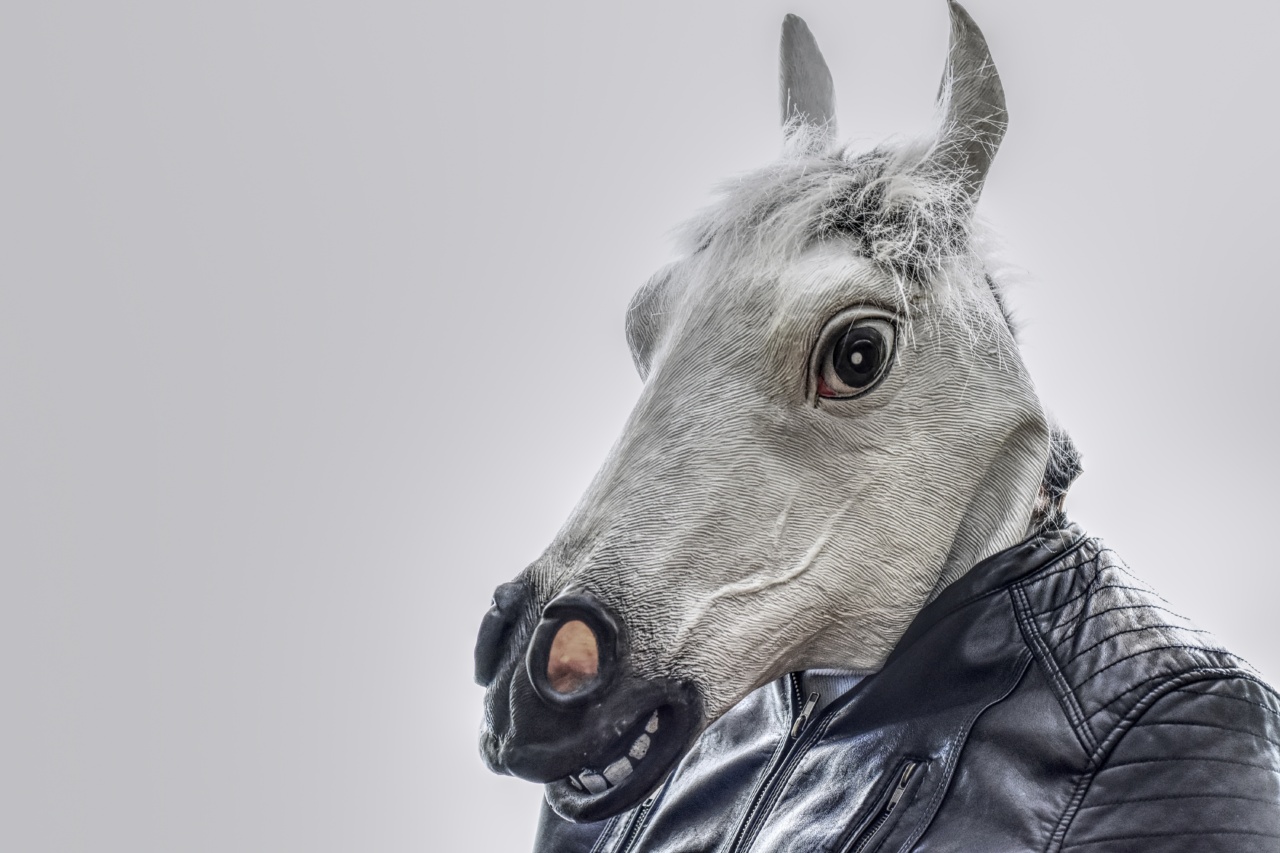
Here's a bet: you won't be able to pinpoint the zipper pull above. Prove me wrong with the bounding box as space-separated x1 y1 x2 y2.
885 762 918 813
790 691 820 738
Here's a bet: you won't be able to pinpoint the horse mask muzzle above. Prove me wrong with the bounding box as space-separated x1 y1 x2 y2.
474 580 703 821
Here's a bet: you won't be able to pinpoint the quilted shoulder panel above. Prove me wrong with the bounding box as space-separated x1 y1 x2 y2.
1058 675 1280 851
1013 539 1253 753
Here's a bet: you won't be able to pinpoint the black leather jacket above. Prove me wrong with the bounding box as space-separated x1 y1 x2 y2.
534 526 1280 852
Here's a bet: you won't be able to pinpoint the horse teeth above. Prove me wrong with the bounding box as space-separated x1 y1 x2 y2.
568 717 658 796
578 770 607 794
603 756 634 785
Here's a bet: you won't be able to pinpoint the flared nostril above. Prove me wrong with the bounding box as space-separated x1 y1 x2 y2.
474 580 530 687
527 593 619 707
546 620 600 694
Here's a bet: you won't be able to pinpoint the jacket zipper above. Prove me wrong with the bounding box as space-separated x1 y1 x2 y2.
613 791 658 853
843 760 920 853
790 689 821 738
725 674 819 853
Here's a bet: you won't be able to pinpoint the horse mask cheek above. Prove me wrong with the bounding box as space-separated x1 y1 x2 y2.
582 295 1045 724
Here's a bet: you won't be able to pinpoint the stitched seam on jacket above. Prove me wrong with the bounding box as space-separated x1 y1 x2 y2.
1012 582 1098 757
1175 684 1280 713
890 652 1034 853
1074 791 1280 811
992 542 1103 616
1101 754 1278 772
1041 584 1164 630
589 817 619 853
1077 641 1277 723
1088 669 1261 767
1044 771 1093 853
1131 719 1280 751
1046 604 1193 652
1047 668 1261 852
1068 646 1246 693
1059 624 1215 667
1081 673 1174 723
1061 828 1280 849
1030 550 1149 614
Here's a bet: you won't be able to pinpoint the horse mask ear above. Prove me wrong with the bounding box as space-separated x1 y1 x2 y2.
922 1 1007 201
779 14 836 151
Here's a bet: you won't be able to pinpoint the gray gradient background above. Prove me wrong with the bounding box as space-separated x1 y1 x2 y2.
2 1 1277 850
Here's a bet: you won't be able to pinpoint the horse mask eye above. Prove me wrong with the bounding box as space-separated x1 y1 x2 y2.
815 314 896 399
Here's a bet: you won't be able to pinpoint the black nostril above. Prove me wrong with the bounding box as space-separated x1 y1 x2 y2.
526 593 619 707
474 580 529 687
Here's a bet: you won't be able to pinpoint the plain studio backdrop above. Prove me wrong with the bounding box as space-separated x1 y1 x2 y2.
2 1 1277 850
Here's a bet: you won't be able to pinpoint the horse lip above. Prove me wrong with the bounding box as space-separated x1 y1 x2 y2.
497 701 656 783
494 677 702 813
542 697 703 822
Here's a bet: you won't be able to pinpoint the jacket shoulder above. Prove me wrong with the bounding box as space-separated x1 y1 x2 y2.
1012 537 1260 755
1057 674 1280 851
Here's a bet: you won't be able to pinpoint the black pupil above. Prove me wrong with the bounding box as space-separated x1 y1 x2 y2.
833 326 884 388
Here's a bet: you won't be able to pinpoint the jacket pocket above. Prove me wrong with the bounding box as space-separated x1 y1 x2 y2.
837 758 930 853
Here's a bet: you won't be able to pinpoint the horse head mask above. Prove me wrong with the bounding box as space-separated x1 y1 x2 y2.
475 3 1066 822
